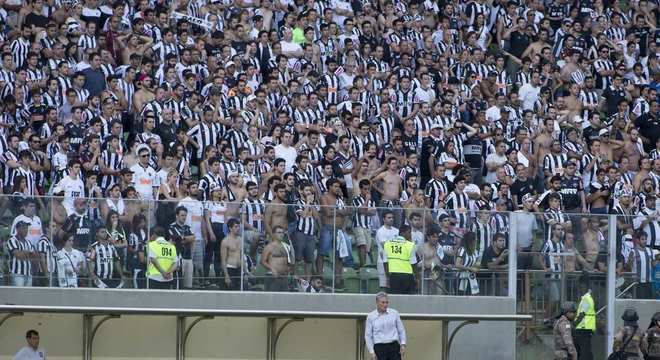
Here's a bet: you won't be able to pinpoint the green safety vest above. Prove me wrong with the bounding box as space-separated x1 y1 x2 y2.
575 292 596 331
384 237 414 274
146 238 177 277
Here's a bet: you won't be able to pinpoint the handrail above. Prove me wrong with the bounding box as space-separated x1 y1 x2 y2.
0 305 532 322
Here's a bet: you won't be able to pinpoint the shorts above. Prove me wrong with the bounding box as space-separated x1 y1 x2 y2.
225 267 241 290
265 274 289 292
319 224 334 256
353 227 373 249
294 232 316 263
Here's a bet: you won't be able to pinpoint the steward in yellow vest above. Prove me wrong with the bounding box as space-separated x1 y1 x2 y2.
383 225 418 294
574 272 595 360
146 234 178 290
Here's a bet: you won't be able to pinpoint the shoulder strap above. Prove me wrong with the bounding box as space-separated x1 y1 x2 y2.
621 326 638 351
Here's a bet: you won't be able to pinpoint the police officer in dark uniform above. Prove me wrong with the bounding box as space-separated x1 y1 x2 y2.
554 301 578 360
645 312 660 360
613 308 648 360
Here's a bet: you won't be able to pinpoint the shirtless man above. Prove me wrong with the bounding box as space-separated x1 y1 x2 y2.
225 171 247 220
363 142 382 177
521 29 551 59
563 83 583 121
260 225 292 292
582 217 603 269
622 128 644 171
633 157 652 191
351 158 371 197
132 76 155 116
320 178 351 286
416 227 444 295
264 183 289 239
260 158 286 195
372 157 403 224
563 232 591 272
598 129 623 162
535 118 556 176
220 218 242 290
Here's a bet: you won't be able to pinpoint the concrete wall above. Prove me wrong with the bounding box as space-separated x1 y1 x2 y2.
0 288 517 360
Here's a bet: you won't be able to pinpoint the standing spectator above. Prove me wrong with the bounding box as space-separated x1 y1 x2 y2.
51 159 84 216
58 198 95 250
55 234 86 288
35 234 56 287
627 231 656 299
260 225 293 292
365 292 407 360
220 218 243 290
376 210 399 290
127 214 148 289
7 221 38 287
455 231 481 296
87 227 124 288
10 199 43 247
130 145 158 200
169 206 195 289
14 329 46 360
294 182 319 279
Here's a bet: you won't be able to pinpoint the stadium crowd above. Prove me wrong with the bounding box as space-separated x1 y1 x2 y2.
0 0 659 295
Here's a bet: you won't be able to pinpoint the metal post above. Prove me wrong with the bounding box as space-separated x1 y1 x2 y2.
240 203 245 291
266 318 275 360
355 318 365 360
332 206 336 292
440 320 449 360
82 314 91 360
508 212 517 298
606 214 617 355
176 316 184 360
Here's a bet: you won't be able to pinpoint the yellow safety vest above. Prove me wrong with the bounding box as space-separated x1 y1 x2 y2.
575 292 596 331
384 237 414 274
146 238 177 277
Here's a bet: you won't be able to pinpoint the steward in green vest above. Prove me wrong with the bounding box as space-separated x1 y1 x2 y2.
574 272 595 360
146 229 179 290
383 225 418 294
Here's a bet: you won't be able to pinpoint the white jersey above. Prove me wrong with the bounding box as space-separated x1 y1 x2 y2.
178 196 204 238
375 225 399 287
55 248 86 287
130 163 157 200
10 214 43 247
53 175 85 215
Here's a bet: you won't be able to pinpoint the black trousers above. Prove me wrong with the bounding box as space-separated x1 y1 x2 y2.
575 329 593 360
374 342 401 360
389 273 415 294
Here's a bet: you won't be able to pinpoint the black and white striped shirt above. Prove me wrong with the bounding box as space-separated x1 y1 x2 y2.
593 58 614 89
7 236 34 276
541 239 564 277
77 34 97 51
243 197 266 232
425 178 448 210
88 241 119 280
544 208 569 242
99 150 123 191
37 235 56 274
295 199 317 235
631 246 654 283
471 219 493 255
543 153 567 175
10 37 30 69
352 195 376 229
445 190 469 228
394 89 416 118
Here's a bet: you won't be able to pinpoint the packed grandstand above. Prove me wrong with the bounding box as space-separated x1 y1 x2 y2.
0 0 658 300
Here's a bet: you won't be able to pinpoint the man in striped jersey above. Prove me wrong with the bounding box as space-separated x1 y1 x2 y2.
36 234 56 287
88 227 124 288
353 179 377 267
294 183 320 279
7 221 39 287
626 230 656 299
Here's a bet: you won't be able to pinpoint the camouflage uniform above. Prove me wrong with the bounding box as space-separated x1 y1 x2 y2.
613 325 647 360
644 326 660 359
554 315 577 360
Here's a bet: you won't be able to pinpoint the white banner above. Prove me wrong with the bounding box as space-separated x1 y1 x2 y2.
171 12 213 31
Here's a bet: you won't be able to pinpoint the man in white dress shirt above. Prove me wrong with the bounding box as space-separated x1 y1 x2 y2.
14 329 46 360
365 292 407 360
